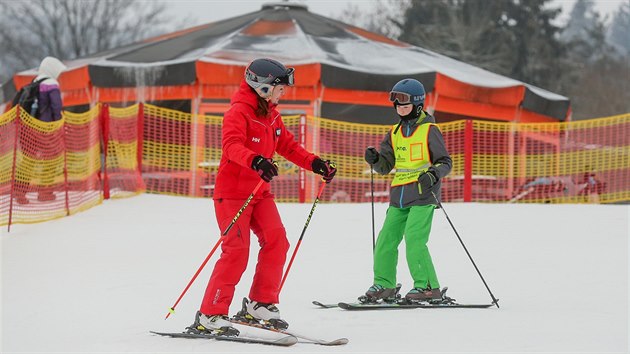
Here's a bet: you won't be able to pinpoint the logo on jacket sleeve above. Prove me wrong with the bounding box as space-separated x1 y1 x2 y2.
252 137 260 143
276 128 282 136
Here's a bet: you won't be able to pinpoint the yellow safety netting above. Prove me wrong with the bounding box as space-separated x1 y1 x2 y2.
2 103 628 227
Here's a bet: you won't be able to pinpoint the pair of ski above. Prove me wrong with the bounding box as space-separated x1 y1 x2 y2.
150 327 296 346
313 301 495 310
152 297 349 347
152 320 348 347
314 287 497 310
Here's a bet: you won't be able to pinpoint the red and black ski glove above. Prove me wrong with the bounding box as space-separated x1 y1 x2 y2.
312 158 337 183
418 170 438 193
252 155 278 182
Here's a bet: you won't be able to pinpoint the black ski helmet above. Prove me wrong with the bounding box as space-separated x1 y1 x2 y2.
389 79 426 109
245 58 295 98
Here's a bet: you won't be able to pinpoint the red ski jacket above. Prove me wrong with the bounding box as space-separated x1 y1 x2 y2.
213 80 317 200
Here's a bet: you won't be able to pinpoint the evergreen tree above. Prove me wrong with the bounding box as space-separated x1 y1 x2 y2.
560 0 609 62
336 0 628 118
608 0 630 57
395 0 566 91
499 0 566 90
562 0 599 43
557 0 629 119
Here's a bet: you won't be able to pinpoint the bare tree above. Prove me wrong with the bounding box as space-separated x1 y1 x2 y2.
0 0 174 82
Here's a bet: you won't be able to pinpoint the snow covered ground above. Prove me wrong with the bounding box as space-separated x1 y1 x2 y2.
2 194 628 353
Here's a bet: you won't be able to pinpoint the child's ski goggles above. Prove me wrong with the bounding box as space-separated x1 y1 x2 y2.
389 91 412 104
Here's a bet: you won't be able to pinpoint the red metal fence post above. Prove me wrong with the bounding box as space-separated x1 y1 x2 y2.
7 106 21 232
101 104 110 200
137 102 144 179
463 119 473 202
62 115 70 216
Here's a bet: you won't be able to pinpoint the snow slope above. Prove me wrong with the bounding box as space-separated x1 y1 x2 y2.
2 194 628 353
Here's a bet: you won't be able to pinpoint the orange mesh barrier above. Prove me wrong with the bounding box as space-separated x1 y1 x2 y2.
1 106 102 227
142 104 194 196
503 115 630 203
63 106 103 211
310 114 629 204
143 105 629 204
313 116 391 203
4 103 628 227
198 113 222 198
105 104 146 198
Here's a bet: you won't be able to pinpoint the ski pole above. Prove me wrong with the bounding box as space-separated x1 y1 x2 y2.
165 180 264 319
431 191 500 308
278 180 327 293
370 164 375 251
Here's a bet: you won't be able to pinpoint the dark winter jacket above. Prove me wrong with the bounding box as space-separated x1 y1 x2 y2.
372 112 452 207
34 57 66 122
213 80 317 200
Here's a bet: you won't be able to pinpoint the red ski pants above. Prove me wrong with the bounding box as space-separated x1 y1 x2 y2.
200 196 289 315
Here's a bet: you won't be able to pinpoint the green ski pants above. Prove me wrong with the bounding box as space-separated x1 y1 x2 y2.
373 205 440 289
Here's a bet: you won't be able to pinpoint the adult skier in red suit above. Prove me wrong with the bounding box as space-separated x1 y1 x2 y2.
191 58 337 335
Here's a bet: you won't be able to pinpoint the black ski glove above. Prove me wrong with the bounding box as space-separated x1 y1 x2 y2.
252 155 278 183
418 170 438 193
364 146 379 164
312 158 337 183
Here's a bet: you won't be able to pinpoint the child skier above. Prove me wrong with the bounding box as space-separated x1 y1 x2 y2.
363 78 452 303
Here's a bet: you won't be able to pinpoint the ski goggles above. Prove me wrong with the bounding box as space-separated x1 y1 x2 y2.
272 67 295 86
389 91 412 104
246 67 295 87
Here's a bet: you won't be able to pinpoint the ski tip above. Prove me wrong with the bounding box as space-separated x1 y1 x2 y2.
328 338 350 345
312 301 337 308
274 336 298 345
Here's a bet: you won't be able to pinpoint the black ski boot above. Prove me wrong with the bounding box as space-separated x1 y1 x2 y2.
358 283 402 304
404 286 456 305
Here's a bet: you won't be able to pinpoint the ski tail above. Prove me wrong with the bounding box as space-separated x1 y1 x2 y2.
228 318 348 346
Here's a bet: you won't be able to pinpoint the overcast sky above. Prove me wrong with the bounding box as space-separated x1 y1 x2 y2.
161 0 627 28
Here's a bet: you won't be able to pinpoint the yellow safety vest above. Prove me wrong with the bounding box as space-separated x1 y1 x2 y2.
391 121 435 187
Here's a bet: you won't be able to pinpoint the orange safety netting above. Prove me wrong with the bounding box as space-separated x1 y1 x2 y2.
105 105 145 198
312 114 630 204
152 106 628 204
142 104 194 196
2 103 629 228
1 106 102 226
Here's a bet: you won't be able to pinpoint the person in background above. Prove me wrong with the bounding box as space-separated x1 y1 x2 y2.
34 56 65 122
191 58 337 336
579 166 604 203
14 56 66 204
362 78 452 303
